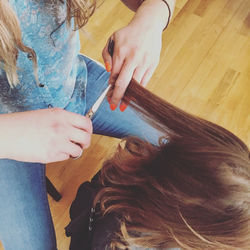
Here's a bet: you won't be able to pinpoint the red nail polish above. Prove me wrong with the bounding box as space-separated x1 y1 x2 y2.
105 62 111 72
119 104 127 112
110 103 117 111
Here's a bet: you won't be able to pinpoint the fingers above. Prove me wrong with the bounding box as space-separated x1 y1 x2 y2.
108 41 124 85
109 59 135 108
140 65 156 87
107 43 155 109
117 65 145 112
132 65 148 84
68 127 92 149
53 152 71 163
110 63 152 111
102 38 113 72
102 27 161 111
119 99 130 112
51 108 93 134
67 112 92 150
65 111 93 134
62 111 92 153
63 141 83 158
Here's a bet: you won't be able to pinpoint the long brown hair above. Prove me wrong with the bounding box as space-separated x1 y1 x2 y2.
0 0 97 87
95 80 250 249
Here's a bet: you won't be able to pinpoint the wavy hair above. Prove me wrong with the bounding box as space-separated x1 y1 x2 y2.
0 0 97 87
95 80 250 249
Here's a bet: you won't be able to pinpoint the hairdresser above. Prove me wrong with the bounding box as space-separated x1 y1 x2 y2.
0 0 175 249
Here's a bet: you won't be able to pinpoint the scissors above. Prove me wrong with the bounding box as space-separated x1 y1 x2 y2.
86 84 111 119
86 39 114 119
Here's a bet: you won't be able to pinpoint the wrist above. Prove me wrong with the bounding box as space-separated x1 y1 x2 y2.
158 0 171 30
0 114 15 159
0 119 7 159
133 0 174 32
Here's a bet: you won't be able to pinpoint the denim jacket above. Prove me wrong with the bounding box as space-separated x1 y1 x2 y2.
0 0 87 113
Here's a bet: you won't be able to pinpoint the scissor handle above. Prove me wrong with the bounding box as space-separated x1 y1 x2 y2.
108 39 114 57
86 110 94 119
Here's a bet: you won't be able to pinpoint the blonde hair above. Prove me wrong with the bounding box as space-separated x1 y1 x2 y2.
0 0 97 88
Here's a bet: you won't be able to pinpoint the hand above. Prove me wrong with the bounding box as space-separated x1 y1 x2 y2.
102 22 162 111
0 108 93 163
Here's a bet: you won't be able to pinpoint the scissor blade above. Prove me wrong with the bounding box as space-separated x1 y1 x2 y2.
91 84 111 113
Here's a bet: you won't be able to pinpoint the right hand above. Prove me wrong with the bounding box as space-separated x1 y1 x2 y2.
0 108 93 163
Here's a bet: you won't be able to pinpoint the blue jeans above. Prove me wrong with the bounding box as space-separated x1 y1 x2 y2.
0 55 162 250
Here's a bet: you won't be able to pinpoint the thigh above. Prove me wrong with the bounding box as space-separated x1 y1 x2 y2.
83 55 162 145
0 160 57 250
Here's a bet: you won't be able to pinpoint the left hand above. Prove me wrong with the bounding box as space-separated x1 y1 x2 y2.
102 21 163 111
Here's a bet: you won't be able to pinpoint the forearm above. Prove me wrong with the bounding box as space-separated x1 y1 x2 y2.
122 0 176 31
0 113 14 159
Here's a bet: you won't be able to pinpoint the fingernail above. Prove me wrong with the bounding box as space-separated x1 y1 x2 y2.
105 61 111 72
119 104 127 112
110 103 117 111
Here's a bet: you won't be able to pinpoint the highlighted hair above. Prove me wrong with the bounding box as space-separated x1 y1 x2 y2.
96 80 250 249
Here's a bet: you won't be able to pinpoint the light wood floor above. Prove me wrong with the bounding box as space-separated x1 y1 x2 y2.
1 0 249 249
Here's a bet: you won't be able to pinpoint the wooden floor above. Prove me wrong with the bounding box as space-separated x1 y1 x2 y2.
1 0 249 249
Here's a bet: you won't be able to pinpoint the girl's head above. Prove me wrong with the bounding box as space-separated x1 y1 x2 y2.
96 80 250 249
0 0 97 87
